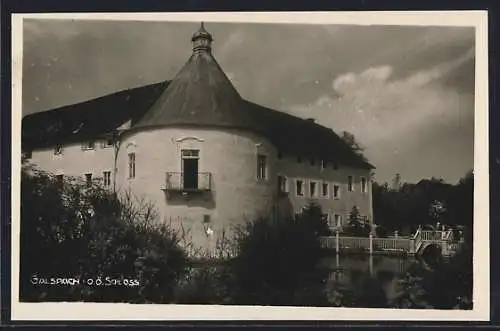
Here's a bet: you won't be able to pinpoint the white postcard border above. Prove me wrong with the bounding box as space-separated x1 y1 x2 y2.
10 11 490 321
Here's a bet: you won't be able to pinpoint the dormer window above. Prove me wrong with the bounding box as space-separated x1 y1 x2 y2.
102 138 114 148
54 144 63 155
82 140 95 151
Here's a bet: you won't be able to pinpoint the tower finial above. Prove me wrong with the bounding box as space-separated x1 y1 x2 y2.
192 22 213 54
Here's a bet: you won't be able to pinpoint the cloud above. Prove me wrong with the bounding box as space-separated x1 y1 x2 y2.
21 20 475 183
289 49 475 182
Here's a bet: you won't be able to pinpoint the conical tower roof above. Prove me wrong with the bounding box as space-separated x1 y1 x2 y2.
134 23 263 133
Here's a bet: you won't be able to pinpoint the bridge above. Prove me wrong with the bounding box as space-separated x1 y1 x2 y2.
320 228 464 257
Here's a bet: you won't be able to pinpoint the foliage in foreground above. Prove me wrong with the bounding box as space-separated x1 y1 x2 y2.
391 233 473 309
175 203 333 306
228 203 331 306
21 160 473 309
20 162 188 303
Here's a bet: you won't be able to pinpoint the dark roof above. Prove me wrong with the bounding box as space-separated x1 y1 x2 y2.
133 49 265 134
22 81 374 169
244 101 374 169
22 81 169 149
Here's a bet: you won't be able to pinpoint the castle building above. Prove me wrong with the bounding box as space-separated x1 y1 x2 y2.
22 23 375 251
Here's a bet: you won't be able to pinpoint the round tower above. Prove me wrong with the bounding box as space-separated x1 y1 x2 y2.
116 23 278 255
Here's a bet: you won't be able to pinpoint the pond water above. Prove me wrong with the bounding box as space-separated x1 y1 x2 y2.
319 254 426 300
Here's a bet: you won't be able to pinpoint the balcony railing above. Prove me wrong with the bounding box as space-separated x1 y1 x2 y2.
164 172 212 192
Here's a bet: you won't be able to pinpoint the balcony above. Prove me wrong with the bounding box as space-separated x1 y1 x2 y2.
163 172 212 194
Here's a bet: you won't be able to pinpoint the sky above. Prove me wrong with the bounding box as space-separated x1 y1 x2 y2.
21 19 476 184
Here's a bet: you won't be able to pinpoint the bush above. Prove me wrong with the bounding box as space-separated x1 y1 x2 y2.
174 263 233 304
226 202 331 306
20 162 188 303
390 236 473 310
375 225 389 238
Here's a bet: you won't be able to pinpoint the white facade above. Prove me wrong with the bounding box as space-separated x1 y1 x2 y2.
27 123 373 252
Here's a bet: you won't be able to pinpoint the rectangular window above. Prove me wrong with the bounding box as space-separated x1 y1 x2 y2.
54 144 63 155
322 182 329 197
85 173 92 185
333 184 340 199
361 177 367 193
278 175 288 194
296 179 304 196
348 176 354 192
310 181 317 197
257 154 267 180
321 160 328 169
103 171 111 187
181 149 200 190
128 153 136 179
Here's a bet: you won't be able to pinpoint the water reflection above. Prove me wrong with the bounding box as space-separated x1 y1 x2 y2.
320 254 418 301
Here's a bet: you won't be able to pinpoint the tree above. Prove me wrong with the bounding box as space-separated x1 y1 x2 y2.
340 131 363 152
391 270 432 309
391 173 402 191
449 170 473 229
342 205 371 237
340 131 367 160
429 200 447 226
390 228 473 310
227 202 331 306
20 162 189 303
372 182 399 232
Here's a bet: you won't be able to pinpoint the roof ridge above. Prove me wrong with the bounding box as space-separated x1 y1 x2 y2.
23 80 170 119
